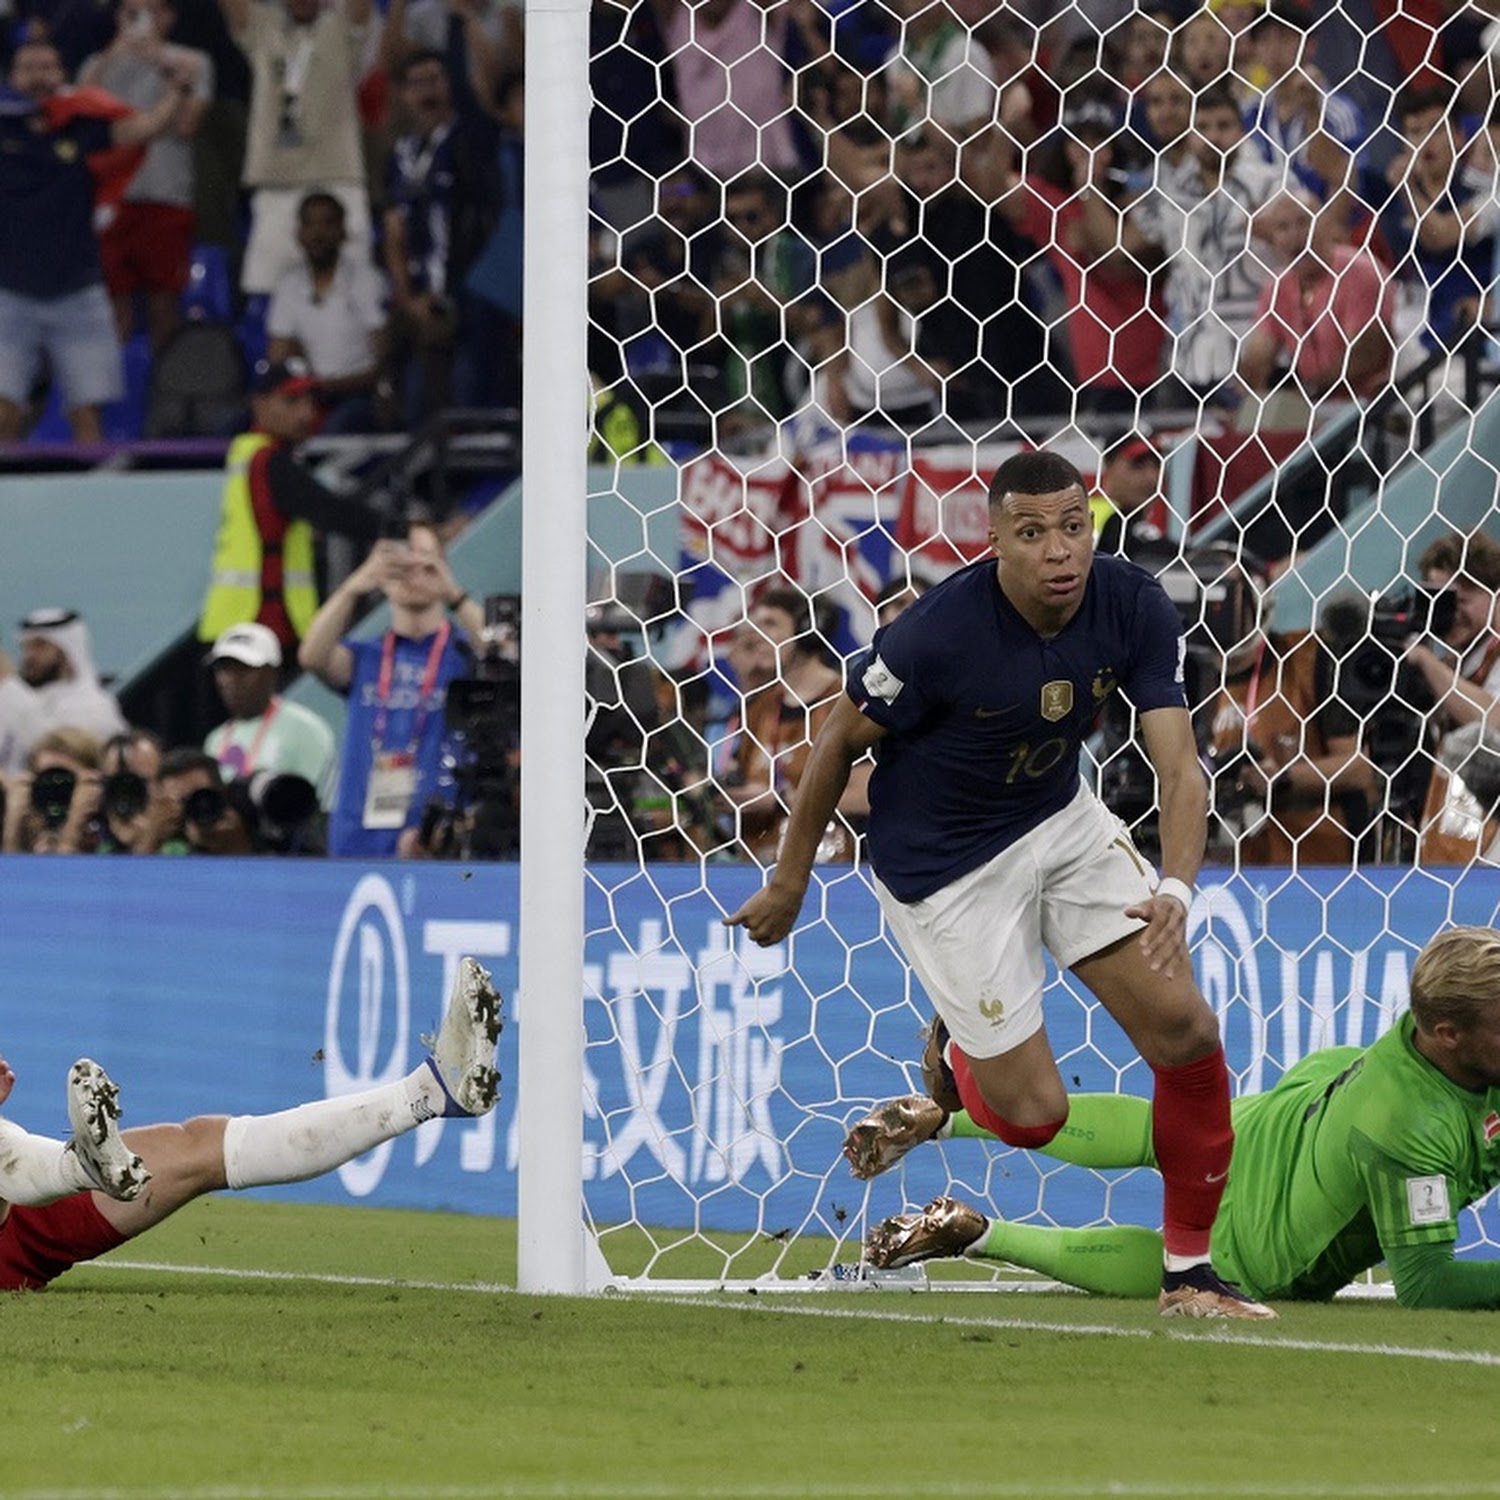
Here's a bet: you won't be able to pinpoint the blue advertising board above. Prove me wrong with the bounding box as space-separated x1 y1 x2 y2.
0 858 1496 1257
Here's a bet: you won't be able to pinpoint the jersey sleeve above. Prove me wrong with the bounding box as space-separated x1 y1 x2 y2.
1120 578 1188 713
846 615 942 736
1384 1239 1500 1309
1349 1122 1465 1259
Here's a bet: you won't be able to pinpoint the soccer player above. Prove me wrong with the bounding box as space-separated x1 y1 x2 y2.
725 450 1271 1318
0 958 501 1291
852 925 1500 1309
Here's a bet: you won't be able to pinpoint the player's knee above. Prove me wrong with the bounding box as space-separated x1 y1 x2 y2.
1141 994 1221 1068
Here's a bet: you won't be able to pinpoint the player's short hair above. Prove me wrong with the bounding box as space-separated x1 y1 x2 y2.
1409 926 1500 1033
988 452 1085 511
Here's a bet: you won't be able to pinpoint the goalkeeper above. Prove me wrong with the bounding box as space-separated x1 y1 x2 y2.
853 925 1500 1309
0 958 501 1290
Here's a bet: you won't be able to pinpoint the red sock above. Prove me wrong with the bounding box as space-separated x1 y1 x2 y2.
949 1044 1067 1150
1151 1045 1233 1260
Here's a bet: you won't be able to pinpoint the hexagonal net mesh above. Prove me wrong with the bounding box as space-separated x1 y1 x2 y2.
575 0 1500 1291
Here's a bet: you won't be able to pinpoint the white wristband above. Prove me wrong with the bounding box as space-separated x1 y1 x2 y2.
1155 877 1194 912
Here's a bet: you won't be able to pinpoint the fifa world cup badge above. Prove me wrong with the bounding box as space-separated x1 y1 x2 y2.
1041 680 1073 722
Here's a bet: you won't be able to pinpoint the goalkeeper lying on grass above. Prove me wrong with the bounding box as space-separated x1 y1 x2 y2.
0 958 501 1290
851 925 1500 1309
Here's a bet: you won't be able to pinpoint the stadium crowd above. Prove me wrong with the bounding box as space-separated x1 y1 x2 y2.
2 0 1500 868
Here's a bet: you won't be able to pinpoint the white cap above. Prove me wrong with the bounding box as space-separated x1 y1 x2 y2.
209 622 282 669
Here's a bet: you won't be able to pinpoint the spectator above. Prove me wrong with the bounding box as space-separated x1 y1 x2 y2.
0 38 193 442
881 0 1021 146
203 622 336 802
77 0 214 351
1090 434 1166 558
1238 190 1395 411
380 0 518 95
704 168 796 428
1168 7 1236 95
589 0 682 232
1406 530 1500 752
196 358 385 664
1242 0 1363 202
821 241 942 432
1129 80 1283 408
2 726 105 854
381 48 499 426
266 192 389 433
893 132 1061 420
298 523 486 858
460 70 524 411
649 0 806 182
715 587 868 863
219 0 373 297
16 608 127 742
998 82 1165 417
1367 84 1494 355
0 649 46 776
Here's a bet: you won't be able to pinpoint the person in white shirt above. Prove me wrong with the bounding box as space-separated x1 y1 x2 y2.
16 609 127 744
266 191 389 432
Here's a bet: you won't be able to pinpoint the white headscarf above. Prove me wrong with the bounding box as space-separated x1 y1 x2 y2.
19 609 128 742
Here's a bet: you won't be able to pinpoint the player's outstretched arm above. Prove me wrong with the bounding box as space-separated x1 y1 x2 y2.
725 696 884 946
1128 706 1207 979
1385 1239 1500 1309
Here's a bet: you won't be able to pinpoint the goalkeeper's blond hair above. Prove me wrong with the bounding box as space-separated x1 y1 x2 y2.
1409 926 1500 1033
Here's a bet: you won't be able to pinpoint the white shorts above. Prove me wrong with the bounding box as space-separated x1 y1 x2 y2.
241 185 372 296
874 782 1155 1061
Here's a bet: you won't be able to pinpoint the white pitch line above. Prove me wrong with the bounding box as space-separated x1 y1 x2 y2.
89 1259 1500 1369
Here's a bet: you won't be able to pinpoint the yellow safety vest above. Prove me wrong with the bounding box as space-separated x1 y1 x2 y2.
198 431 319 643
1088 490 1117 542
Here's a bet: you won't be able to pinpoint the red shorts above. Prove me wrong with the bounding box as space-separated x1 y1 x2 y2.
0 1194 126 1291
98 202 196 297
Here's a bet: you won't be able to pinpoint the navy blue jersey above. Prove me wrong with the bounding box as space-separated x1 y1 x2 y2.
847 552 1188 901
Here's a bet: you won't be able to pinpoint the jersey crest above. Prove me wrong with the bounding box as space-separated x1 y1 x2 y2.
1040 680 1073 722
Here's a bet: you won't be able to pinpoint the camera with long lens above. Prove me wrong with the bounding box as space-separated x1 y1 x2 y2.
101 770 150 824
420 595 521 859
29 766 77 831
1318 585 1442 825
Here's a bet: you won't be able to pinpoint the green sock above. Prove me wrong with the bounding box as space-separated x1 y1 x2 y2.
974 1218 1164 1299
949 1093 1156 1170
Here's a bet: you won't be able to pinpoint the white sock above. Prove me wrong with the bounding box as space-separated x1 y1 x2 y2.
0 1117 94 1204
1164 1252 1213 1273
222 1067 446 1190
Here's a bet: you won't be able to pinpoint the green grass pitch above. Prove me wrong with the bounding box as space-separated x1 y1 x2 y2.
5 1196 1500 1500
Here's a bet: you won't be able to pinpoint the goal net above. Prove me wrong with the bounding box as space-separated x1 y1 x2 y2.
563 0 1500 1290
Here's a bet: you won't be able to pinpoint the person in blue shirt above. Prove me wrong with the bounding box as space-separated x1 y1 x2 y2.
726 450 1272 1319
298 521 485 858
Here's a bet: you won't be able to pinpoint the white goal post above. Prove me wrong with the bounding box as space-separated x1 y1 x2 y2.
516 0 1500 1297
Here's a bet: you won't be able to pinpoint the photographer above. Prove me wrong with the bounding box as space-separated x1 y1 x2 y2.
298 523 483 857
1404 531 1500 752
2 728 105 854
156 748 256 854
1195 550 1376 866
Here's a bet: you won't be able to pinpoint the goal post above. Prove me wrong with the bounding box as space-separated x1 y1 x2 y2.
516 1 1500 1295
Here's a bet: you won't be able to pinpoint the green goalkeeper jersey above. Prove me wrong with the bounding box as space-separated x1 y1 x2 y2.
1213 1013 1500 1303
